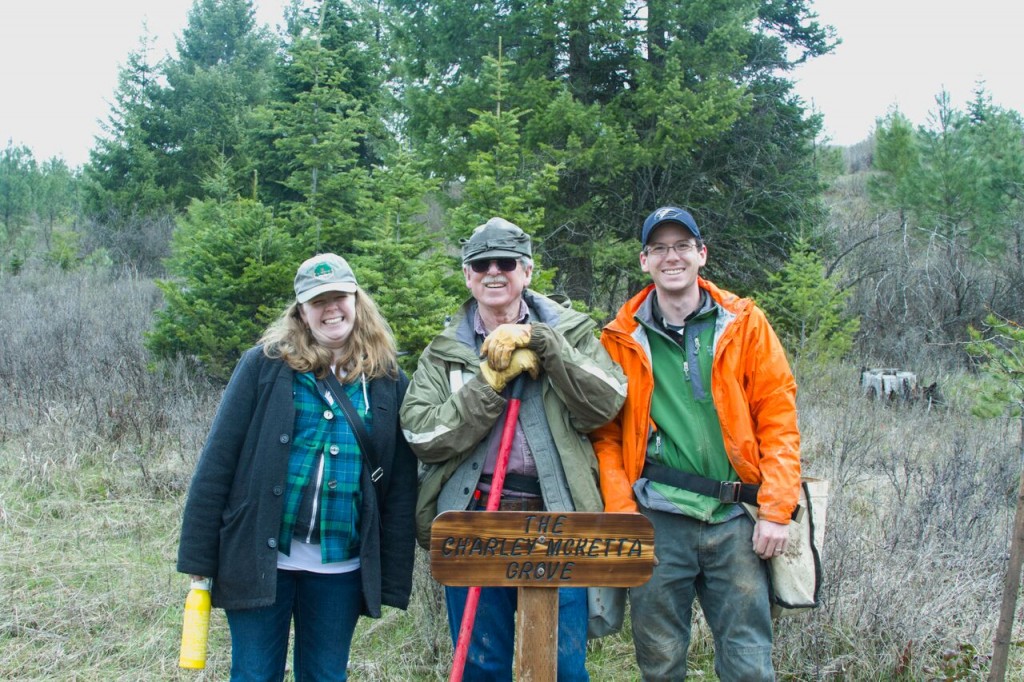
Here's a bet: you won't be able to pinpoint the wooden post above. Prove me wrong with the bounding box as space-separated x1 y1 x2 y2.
516 587 558 681
430 511 655 680
989 412 1024 682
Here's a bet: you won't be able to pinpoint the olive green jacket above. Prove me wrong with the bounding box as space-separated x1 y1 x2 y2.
400 290 627 547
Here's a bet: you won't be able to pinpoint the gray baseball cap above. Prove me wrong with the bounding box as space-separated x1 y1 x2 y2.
460 217 532 264
294 253 358 303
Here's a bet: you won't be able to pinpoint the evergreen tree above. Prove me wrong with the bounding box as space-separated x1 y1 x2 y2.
447 49 561 246
82 31 169 222
870 90 1020 259
43 229 82 272
268 31 371 248
968 314 1024 420
865 88 1024 340
756 239 859 370
965 313 1024 682
869 107 919 226
348 151 460 371
148 197 297 380
962 88 1024 259
80 32 178 274
35 157 79 250
248 0 388 250
0 141 36 252
912 92 983 250
154 0 276 207
386 0 836 304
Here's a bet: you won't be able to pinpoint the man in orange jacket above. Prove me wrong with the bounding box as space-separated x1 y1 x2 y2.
592 206 801 681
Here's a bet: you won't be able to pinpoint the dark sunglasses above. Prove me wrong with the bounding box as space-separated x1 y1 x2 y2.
469 258 519 273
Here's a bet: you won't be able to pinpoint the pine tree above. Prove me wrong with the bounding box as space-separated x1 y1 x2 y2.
864 88 1024 343
147 197 297 380
35 157 79 250
249 0 387 250
0 141 37 253
968 314 1024 420
82 31 168 223
756 239 859 371
349 152 460 371
154 0 276 207
869 107 920 227
447 47 561 247
386 0 837 304
270 32 371 249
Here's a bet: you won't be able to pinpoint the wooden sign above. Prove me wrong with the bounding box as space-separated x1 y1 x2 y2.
430 511 655 588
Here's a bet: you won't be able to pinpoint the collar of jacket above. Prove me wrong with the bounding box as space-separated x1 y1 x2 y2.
605 278 749 338
430 289 593 364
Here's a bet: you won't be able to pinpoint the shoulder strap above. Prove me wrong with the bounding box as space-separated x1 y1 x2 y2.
320 373 384 488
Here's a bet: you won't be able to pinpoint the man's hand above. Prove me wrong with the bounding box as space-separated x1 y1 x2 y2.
479 348 540 392
481 324 533 370
752 519 789 560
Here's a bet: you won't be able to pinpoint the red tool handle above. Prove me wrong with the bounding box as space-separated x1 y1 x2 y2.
449 377 525 682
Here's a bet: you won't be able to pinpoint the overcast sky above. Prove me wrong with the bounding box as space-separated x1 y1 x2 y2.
1 0 1021 168
0 0 288 168
792 0 1022 146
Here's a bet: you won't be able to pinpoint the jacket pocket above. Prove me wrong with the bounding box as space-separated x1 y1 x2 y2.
215 502 261 600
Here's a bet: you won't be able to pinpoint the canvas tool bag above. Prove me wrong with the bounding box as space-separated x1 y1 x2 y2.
742 477 828 617
642 463 826 617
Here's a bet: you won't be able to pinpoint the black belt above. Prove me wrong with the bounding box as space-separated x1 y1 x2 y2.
642 461 760 505
642 462 799 520
478 472 542 497
477 493 545 512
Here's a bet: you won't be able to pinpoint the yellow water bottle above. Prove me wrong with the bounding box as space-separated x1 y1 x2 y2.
178 577 212 669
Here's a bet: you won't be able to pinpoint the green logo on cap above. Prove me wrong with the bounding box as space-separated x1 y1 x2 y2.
313 263 333 277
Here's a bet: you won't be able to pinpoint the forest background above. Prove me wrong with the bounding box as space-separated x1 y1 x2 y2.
2 0 1024 679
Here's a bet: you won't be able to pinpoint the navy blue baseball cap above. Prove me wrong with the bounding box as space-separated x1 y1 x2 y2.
641 206 701 245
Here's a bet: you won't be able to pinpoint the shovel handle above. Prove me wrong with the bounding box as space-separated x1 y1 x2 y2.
449 375 526 681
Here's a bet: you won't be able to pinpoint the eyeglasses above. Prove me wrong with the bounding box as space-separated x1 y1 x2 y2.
469 258 519 273
644 241 699 258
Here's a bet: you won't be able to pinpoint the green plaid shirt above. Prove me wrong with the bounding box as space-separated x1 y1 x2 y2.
277 372 368 563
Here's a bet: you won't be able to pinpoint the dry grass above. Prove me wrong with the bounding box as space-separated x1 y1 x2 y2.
1 267 1022 680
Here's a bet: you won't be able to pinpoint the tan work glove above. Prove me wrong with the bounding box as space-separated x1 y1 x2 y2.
479 348 540 392
481 323 533 370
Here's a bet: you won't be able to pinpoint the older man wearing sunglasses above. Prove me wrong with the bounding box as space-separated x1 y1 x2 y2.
401 217 626 681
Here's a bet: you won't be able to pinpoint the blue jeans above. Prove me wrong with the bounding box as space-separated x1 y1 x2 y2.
225 568 362 682
445 585 590 681
629 508 774 682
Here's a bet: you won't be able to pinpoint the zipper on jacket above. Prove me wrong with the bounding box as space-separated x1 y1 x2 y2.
305 453 326 544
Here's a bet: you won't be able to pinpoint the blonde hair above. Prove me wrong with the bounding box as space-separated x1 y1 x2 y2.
260 289 398 382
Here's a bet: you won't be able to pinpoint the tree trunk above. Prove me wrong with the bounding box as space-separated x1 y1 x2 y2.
989 411 1024 681
646 0 667 75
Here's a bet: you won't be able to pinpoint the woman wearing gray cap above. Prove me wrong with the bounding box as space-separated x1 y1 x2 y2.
177 253 416 681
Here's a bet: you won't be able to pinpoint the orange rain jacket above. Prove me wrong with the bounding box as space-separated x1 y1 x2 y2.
592 279 801 524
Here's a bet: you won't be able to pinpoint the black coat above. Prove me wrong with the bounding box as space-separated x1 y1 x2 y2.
177 347 417 616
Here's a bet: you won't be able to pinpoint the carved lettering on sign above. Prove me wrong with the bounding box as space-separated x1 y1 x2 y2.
430 511 656 588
